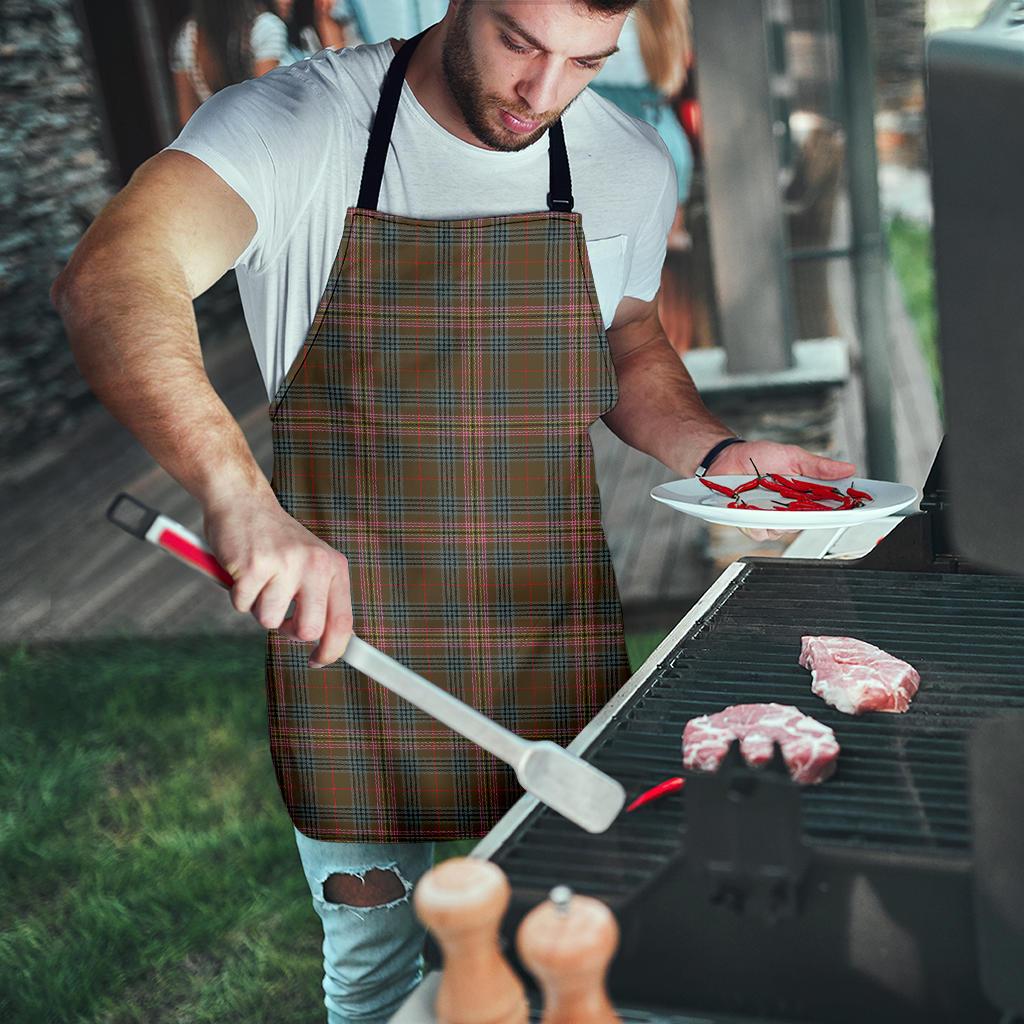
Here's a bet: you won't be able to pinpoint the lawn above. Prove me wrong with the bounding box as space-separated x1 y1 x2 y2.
0 631 667 1023
886 215 942 413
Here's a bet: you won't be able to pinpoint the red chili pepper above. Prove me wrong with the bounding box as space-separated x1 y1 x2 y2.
734 478 761 494
626 776 686 812
775 474 844 498
847 485 873 502
699 478 737 498
780 498 833 511
762 480 819 501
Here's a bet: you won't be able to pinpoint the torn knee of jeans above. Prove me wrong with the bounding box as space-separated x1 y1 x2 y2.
320 866 412 912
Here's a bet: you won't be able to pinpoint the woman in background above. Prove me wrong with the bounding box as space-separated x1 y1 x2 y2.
170 0 289 128
276 0 351 64
591 0 695 350
591 0 693 215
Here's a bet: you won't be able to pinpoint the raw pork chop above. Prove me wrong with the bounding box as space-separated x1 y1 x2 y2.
682 703 839 785
799 635 920 716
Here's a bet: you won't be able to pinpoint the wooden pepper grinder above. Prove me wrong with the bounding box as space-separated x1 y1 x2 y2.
413 857 528 1024
516 885 621 1024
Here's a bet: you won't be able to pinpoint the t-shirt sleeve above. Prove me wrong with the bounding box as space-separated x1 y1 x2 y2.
164 64 338 273
623 138 677 302
251 11 289 62
169 23 190 74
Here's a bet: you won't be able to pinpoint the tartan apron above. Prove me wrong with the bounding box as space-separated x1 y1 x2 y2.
265 30 631 842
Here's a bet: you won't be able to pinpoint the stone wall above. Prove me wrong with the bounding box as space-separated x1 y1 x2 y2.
0 0 115 466
0 0 245 468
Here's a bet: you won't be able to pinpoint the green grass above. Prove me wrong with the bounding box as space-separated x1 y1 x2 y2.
886 215 943 415
1 630 667 1023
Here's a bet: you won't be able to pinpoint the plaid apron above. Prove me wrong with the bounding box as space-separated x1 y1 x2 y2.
265 31 631 841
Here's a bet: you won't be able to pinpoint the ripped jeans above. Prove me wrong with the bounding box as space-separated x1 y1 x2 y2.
293 826 436 1024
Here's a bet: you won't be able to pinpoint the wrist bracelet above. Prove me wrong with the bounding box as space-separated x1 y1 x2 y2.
695 437 745 478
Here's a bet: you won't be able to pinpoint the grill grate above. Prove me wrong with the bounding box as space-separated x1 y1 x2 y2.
492 563 1024 898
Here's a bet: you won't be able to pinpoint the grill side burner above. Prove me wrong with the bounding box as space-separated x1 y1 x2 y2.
475 561 1024 1022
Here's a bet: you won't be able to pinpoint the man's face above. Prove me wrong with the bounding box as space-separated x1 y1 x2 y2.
441 1 627 151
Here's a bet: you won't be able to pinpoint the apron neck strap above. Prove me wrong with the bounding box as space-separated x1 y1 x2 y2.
358 29 427 211
546 119 574 213
357 29 575 214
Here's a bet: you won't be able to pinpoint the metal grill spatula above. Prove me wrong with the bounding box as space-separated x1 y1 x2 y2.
106 493 626 834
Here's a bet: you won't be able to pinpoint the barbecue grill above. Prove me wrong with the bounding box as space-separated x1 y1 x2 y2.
468 446 1024 1022
400 9 1024 1022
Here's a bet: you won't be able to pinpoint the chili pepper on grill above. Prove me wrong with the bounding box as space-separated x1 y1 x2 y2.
626 776 686 812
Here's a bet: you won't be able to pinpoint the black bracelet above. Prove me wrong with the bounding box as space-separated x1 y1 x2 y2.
695 437 745 478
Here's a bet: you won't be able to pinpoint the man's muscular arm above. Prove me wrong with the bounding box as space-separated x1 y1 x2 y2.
51 151 353 666
601 295 734 476
602 294 856 481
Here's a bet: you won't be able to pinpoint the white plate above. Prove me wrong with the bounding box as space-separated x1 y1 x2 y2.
650 476 920 530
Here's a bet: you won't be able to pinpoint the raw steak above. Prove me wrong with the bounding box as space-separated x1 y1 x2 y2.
682 703 839 785
799 635 920 716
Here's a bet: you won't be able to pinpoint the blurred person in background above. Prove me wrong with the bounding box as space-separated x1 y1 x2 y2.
592 0 693 348
171 0 290 128
275 0 351 63
336 0 448 44
592 0 692 243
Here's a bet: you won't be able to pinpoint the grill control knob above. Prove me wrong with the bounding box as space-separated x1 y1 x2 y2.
413 857 528 1024
516 887 621 1023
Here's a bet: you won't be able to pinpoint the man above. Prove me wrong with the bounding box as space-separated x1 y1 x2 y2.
52 2 855 1019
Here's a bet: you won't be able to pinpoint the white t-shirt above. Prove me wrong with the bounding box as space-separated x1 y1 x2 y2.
167 40 676 401
170 13 289 103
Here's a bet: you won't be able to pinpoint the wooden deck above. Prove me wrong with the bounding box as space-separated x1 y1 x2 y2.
1 233 941 644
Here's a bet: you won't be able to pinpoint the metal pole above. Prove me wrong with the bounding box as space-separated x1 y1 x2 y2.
129 0 177 148
836 0 898 480
690 0 795 374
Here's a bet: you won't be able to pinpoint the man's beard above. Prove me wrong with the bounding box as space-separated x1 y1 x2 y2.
441 5 564 151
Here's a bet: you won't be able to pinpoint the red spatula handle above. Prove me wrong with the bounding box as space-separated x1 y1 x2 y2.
106 492 234 589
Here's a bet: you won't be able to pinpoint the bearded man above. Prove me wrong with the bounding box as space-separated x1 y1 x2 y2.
52 2 854 1019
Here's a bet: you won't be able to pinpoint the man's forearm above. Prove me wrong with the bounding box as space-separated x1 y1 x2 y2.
53 259 273 512
601 333 735 477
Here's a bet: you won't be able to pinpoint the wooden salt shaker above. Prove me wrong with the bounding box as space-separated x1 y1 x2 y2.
413 857 528 1024
516 885 621 1024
